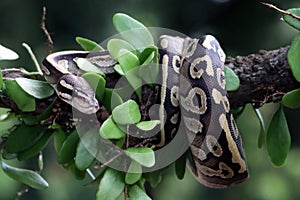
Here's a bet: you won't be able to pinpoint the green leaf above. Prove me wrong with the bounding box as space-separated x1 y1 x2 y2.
96 168 125 200
0 107 10 121
74 58 106 76
282 88 300 108
4 125 44 153
67 160 86 180
17 132 53 161
113 64 125 75
107 38 136 59
112 100 141 125
128 184 151 200
75 129 99 170
113 13 154 51
53 128 68 153
125 161 142 185
1 161 48 189
0 44 19 60
15 78 54 99
0 113 19 133
124 70 142 102
82 72 106 102
254 108 266 148
0 70 3 89
57 130 79 164
99 116 126 139
125 147 155 167
224 66 240 91
288 33 300 82
4 80 36 112
117 49 140 73
175 152 187 180
143 171 162 188
266 106 291 167
136 120 160 131
103 88 123 112
76 36 104 51
139 46 158 65
283 8 300 31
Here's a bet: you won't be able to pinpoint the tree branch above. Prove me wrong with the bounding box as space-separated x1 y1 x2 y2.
226 45 300 108
1 45 298 126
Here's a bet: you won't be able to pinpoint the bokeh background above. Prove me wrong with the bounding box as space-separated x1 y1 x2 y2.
1 0 300 199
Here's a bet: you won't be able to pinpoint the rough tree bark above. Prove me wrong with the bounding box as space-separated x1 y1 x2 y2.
0 45 299 127
226 45 300 108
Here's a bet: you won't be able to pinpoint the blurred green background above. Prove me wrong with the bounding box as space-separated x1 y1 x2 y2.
1 0 300 199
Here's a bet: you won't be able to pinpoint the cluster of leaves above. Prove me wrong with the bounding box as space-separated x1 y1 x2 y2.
1 6 300 199
0 13 164 199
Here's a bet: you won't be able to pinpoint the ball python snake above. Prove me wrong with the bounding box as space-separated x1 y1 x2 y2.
42 35 249 188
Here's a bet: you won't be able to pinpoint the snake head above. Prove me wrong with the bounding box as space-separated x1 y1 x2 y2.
57 74 99 114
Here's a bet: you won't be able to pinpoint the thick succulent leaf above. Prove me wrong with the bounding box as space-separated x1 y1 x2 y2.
125 161 142 185
288 33 300 82
53 128 68 153
96 168 125 200
68 160 86 180
117 49 140 73
175 152 187 180
113 13 154 51
4 125 44 153
75 36 104 51
4 80 36 112
128 184 151 200
136 120 160 131
266 106 291 166
17 132 53 161
224 66 240 91
57 130 79 164
125 148 155 167
1 161 48 189
283 8 300 30
112 100 141 125
113 64 125 75
107 38 136 59
99 116 126 139
143 171 162 188
102 88 123 112
0 44 19 60
75 129 99 170
0 70 3 89
282 88 300 108
15 78 54 99
139 46 158 64
0 107 10 121
82 72 106 102
0 113 19 134
74 58 106 76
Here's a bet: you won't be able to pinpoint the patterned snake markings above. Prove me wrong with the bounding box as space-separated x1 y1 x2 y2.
42 35 248 188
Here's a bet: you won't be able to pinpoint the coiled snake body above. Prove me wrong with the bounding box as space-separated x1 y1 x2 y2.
42 35 248 188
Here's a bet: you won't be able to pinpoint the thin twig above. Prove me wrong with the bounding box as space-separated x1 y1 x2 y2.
98 151 124 169
41 6 54 53
22 43 43 75
261 2 300 20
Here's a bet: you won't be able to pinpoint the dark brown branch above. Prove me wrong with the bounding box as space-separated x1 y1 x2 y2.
1 46 299 126
226 46 300 108
261 2 300 21
41 6 53 54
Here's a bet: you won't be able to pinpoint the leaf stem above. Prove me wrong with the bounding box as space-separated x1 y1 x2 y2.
261 2 300 20
22 43 43 75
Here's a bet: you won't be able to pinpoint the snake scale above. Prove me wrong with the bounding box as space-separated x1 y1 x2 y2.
42 35 249 188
